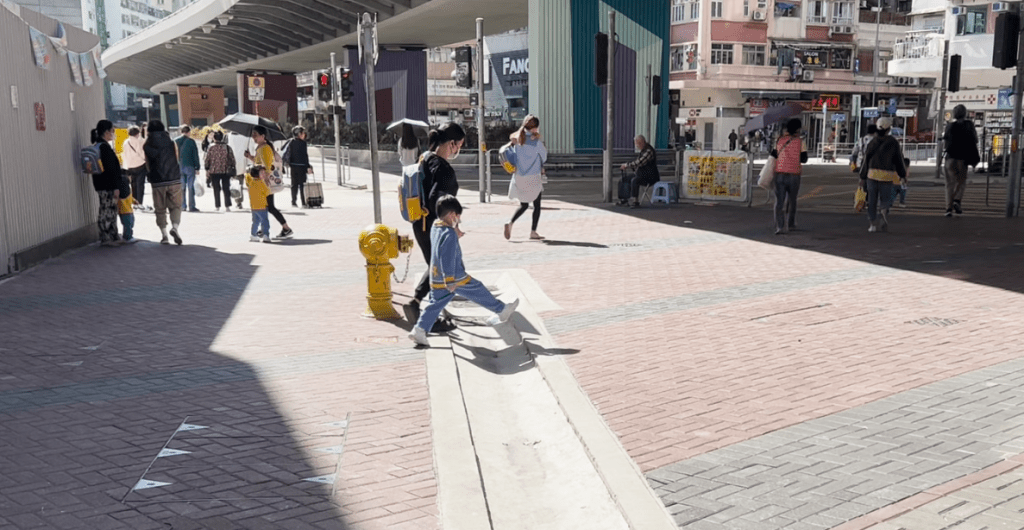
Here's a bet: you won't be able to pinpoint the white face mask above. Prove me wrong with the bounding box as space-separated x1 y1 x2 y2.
447 141 461 160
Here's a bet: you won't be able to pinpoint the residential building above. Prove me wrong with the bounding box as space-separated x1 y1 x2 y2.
9 0 81 28
890 0 1012 157
427 42 474 126
82 0 172 123
669 0 926 152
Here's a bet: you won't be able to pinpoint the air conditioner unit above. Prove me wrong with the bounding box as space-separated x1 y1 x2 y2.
802 70 815 82
752 10 766 21
894 76 920 86
859 0 868 7
950 6 964 16
992 2 1015 12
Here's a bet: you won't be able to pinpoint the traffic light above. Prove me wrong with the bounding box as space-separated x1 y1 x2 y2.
948 54 962 93
452 46 473 89
652 75 662 105
317 71 332 103
993 13 1020 70
338 67 354 102
595 32 608 86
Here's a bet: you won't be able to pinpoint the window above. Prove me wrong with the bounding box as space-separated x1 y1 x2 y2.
757 0 767 7
775 1 798 17
956 5 987 35
690 1 699 19
672 0 686 23
743 0 749 17
671 44 700 71
807 0 826 24
711 1 723 18
831 1 853 25
711 43 733 65
742 45 765 65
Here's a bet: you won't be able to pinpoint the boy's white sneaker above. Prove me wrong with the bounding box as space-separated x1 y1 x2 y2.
409 327 429 346
486 299 519 326
262 236 273 243
250 236 260 242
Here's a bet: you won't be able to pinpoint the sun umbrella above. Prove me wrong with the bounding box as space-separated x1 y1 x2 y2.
385 118 430 134
742 102 805 133
217 112 287 141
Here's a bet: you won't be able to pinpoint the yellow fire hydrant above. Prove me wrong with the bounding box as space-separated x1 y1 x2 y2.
358 224 414 320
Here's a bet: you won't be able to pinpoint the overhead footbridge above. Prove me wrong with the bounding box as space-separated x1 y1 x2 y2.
102 0 528 93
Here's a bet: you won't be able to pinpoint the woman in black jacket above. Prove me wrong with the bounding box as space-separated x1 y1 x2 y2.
402 122 465 329
90 120 123 246
286 126 313 207
859 117 907 232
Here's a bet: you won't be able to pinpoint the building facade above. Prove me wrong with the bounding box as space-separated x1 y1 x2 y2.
669 0 927 152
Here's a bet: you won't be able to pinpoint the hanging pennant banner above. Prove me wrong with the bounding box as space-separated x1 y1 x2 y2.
68 51 83 85
79 51 94 86
28 26 51 69
48 22 68 56
91 45 106 79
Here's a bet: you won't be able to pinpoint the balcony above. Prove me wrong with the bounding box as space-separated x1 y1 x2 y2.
890 30 1014 87
859 9 909 26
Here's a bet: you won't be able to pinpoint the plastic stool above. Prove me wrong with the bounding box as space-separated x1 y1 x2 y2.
651 182 673 205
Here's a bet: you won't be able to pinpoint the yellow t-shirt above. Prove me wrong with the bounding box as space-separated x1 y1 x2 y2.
245 174 271 210
255 144 276 172
118 197 133 215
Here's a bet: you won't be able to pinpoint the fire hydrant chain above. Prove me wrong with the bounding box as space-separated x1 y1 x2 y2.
392 251 413 284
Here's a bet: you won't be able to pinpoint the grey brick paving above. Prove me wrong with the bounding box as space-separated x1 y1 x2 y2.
647 357 1024 529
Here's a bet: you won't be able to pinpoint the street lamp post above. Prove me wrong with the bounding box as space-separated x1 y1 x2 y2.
871 6 882 108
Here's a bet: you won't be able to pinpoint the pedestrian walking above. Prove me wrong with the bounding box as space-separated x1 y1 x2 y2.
729 129 738 151
122 126 148 209
772 118 808 235
117 174 136 244
244 125 294 239
245 165 272 243
618 135 660 208
502 114 548 241
283 126 313 208
850 124 877 171
203 131 236 212
143 120 184 245
89 120 123 247
859 117 907 233
175 125 201 212
942 104 980 217
408 195 519 346
398 124 420 167
401 122 465 330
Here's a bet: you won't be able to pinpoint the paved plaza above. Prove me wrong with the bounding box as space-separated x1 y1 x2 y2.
2 164 1024 529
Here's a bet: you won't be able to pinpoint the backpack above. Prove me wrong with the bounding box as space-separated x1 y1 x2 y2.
281 140 293 166
80 143 104 175
498 142 518 175
398 154 432 223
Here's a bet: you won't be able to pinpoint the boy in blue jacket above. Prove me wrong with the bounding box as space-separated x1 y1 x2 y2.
409 195 519 346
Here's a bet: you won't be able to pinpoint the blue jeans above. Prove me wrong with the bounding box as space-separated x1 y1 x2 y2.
866 179 894 223
119 212 134 240
773 172 801 231
415 278 505 332
180 166 196 210
251 209 270 237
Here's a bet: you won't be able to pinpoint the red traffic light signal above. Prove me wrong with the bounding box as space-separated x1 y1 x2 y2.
318 72 331 87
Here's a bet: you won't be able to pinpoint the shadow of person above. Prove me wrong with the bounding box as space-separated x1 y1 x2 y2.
273 238 332 246
541 239 609 248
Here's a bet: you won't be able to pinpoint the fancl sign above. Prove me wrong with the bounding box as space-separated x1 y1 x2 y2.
502 55 529 76
490 50 529 98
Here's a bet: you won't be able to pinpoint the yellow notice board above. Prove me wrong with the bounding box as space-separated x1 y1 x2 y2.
681 151 750 202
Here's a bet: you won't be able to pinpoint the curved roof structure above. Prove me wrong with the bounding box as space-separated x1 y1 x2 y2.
102 0 528 92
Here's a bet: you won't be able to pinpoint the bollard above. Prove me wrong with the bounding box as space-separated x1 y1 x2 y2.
358 224 414 319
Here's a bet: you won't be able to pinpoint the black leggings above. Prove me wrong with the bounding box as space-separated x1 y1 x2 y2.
209 174 232 209
411 215 436 302
511 193 542 231
266 194 286 227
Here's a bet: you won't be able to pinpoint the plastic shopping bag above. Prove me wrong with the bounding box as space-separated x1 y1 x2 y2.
854 187 867 212
194 179 205 198
757 156 776 190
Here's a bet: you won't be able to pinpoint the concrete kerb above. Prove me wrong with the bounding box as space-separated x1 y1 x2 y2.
428 269 675 530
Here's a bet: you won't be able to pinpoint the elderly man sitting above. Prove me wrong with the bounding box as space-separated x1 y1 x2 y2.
619 135 660 208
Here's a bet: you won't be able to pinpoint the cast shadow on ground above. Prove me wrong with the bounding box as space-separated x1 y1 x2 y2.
0 243 352 529
541 239 609 248
273 238 332 246
534 177 1024 296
